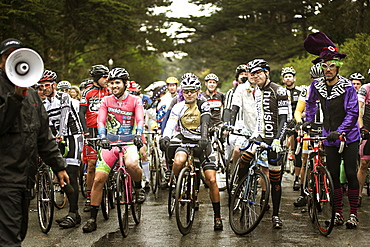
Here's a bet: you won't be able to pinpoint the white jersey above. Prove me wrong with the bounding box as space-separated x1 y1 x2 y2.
232 82 257 132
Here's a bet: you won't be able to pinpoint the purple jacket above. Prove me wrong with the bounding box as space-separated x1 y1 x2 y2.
306 75 360 146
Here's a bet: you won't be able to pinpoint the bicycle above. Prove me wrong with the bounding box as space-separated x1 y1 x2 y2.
295 126 344 236
173 141 207 235
210 125 228 191
98 141 142 238
36 158 54 233
229 139 272 235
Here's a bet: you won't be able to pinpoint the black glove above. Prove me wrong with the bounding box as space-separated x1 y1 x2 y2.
100 138 111 149
159 136 170 151
361 127 370 140
295 121 303 131
198 137 208 151
326 131 341 142
302 121 315 132
134 135 143 149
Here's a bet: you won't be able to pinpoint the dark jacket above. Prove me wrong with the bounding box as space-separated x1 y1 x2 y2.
0 71 66 188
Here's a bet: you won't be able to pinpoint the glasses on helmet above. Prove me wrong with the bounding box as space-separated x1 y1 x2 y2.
321 63 337 70
250 70 264 77
183 89 197 95
37 82 53 88
59 88 70 92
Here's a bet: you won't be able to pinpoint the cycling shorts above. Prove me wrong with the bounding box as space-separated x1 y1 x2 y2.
96 145 138 174
360 139 370 160
175 142 217 171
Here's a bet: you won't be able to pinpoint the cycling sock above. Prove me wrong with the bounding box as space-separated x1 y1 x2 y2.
66 165 79 213
294 175 299 182
134 181 142 189
300 184 304 196
269 170 282 216
212 202 221 218
334 188 343 216
141 161 150 181
90 205 99 220
238 151 253 180
348 189 359 216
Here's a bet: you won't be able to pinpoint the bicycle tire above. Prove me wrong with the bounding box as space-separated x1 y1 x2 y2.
37 166 54 233
53 178 67 209
229 169 270 235
168 170 176 216
116 172 129 237
108 172 116 209
101 182 109 220
150 147 159 194
215 141 227 191
79 163 87 198
225 150 235 194
175 166 195 235
131 180 142 224
228 158 241 203
312 165 335 236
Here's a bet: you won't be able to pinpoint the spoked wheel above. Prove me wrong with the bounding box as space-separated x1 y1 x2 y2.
101 182 110 220
116 172 129 237
228 159 240 204
131 182 142 224
37 166 54 233
229 169 270 235
53 176 67 209
168 171 176 216
175 166 195 235
79 163 87 198
312 165 335 236
150 148 159 194
215 147 227 191
225 151 235 194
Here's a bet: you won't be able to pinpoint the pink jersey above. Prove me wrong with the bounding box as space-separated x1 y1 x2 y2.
98 93 144 137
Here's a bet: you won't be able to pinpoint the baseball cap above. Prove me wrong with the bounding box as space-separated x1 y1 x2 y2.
0 38 22 55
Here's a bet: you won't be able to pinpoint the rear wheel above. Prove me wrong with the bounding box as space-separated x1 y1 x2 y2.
79 163 87 198
53 173 67 209
101 182 109 220
175 166 195 235
37 166 54 233
215 142 227 191
116 172 129 237
168 171 176 216
229 169 270 235
312 165 335 236
150 147 159 194
131 181 142 224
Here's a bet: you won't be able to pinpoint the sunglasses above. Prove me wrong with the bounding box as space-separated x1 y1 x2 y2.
250 70 264 77
321 63 337 70
37 82 53 88
183 89 197 95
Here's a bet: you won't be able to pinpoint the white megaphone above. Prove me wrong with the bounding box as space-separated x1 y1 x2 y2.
5 48 44 88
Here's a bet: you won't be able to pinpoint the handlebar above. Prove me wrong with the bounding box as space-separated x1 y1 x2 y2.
240 139 281 163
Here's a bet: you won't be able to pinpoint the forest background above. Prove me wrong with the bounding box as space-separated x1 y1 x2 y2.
1 0 369 92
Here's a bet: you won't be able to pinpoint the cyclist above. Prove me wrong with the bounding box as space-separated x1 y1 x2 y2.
281 66 302 190
160 76 223 230
166 76 179 98
356 73 370 207
38 70 84 229
57 80 80 113
82 68 145 233
79 65 110 212
247 59 289 229
293 64 324 207
350 72 365 93
304 32 360 228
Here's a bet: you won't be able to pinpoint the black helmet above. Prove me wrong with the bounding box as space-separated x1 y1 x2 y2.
89 64 109 81
108 68 130 81
235 64 247 79
247 59 270 73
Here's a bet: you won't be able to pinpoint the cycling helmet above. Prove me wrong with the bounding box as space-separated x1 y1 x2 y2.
57 80 71 90
180 72 198 81
235 64 247 79
108 68 130 81
89 64 109 81
166 76 179 84
180 76 201 90
39 70 57 82
204 73 219 82
310 63 324 79
350 72 365 81
281 67 296 76
127 81 141 92
247 59 270 73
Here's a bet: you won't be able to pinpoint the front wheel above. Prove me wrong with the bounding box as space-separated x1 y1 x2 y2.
312 165 335 236
150 147 159 194
53 174 67 209
37 166 54 233
168 171 176 216
229 169 270 235
116 172 129 237
175 166 195 235
101 182 110 220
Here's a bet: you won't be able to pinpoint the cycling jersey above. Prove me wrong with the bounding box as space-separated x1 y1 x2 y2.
224 83 243 123
254 82 289 141
163 99 211 141
97 93 144 140
80 85 111 129
200 90 224 126
358 84 370 129
286 86 302 119
156 92 173 129
232 82 257 132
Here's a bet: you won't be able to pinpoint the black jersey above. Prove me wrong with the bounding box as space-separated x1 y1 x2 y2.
286 86 302 118
200 91 224 126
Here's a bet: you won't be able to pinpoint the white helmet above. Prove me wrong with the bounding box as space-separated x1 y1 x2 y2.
281 67 296 76
350 72 365 81
181 76 201 90
57 80 71 90
204 73 219 82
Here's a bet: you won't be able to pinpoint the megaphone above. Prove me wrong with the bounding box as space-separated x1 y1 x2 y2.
5 48 44 88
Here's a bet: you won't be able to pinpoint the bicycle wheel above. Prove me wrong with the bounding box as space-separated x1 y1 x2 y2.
150 147 159 194
175 166 195 235
101 182 109 220
312 165 335 236
225 150 235 194
53 178 67 209
229 169 270 235
79 163 87 198
168 171 176 216
229 158 240 198
116 172 129 237
37 166 54 233
131 180 142 224
215 142 227 191
108 172 116 209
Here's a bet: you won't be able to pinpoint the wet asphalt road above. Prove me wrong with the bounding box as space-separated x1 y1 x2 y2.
23 173 370 247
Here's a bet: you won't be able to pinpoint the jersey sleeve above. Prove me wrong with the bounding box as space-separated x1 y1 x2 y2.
97 96 108 137
134 96 145 135
358 86 367 103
